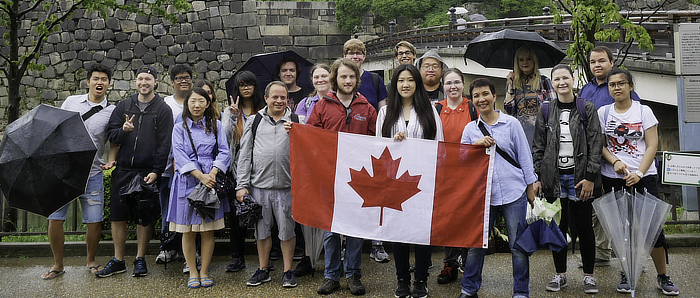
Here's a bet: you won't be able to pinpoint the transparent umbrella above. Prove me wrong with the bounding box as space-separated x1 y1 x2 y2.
592 189 671 297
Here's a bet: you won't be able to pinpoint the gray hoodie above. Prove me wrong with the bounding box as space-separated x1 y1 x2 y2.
415 49 449 71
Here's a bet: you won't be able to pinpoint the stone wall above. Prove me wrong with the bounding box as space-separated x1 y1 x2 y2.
0 1 368 122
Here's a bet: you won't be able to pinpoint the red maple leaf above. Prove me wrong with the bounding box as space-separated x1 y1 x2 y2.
347 147 422 226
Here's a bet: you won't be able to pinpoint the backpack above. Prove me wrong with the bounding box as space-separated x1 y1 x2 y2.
435 100 477 121
541 97 588 150
250 112 300 142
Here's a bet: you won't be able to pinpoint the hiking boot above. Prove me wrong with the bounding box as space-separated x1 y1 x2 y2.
657 274 679 296
617 272 631 293
294 255 314 277
225 256 246 272
370 244 390 263
546 274 567 292
317 278 340 295
395 278 411 298
412 280 428 298
246 268 271 286
132 257 148 277
437 261 458 284
282 270 298 288
155 250 179 264
95 257 126 278
348 274 366 295
583 275 599 294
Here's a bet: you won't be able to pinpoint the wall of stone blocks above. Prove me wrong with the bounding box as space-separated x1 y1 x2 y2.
0 0 373 122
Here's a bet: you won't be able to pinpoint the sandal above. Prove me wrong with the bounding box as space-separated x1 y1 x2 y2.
88 265 102 274
187 277 201 289
41 270 65 280
200 276 213 288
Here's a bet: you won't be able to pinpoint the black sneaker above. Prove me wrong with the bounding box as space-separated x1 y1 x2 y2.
268 259 275 271
225 256 246 272
246 268 271 286
282 270 298 288
437 261 458 284
657 274 679 296
412 280 428 298
617 272 631 293
132 257 148 277
293 247 304 261
317 278 340 295
395 278 411 298
95 257 126 278
348 274 366 295
294 255 314 277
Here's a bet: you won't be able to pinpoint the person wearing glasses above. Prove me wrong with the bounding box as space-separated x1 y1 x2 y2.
344 38 389 111
416 49 449 104
395 41 417 66
504 45 556 147
155 64 194 268
301 58 377 296
598 68 679 296
222 70 267 273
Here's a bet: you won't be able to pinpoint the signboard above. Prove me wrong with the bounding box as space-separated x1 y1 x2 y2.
662 152 700 186
675 23 700 75
683 77 700 123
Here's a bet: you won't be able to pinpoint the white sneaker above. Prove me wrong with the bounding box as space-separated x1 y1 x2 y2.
155 250 179 264
370 244 390 263
546 274 567 292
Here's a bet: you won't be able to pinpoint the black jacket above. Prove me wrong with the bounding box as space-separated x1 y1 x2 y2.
107 93 173 176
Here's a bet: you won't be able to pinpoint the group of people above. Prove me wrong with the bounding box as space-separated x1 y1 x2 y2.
38 37 680 298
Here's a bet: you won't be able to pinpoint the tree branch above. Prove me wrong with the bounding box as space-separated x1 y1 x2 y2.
556 0 573 14
17 0 47 19
0 52 9 64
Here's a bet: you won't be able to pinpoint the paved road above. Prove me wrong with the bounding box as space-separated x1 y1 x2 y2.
1 247 698 297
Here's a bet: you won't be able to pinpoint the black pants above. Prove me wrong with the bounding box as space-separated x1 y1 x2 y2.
227 198 247 258
548 196 595 274
393 243 432 281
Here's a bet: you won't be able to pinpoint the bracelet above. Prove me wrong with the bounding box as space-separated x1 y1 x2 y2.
612 159 621 166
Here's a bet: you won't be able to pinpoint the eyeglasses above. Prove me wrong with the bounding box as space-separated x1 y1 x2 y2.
444 80 463 87
397 51 414 57
421 64 441 71
346 51 365 57
608 81 629 89
238 83 254 89
174 76 192 83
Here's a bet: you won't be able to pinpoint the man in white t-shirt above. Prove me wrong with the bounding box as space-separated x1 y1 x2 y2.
156 64 193 267
42 64 118 279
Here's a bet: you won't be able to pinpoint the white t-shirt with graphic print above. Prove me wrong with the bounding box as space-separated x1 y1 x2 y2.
598 101 658 179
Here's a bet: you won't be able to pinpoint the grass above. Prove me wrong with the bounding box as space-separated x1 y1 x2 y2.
1 234 86 242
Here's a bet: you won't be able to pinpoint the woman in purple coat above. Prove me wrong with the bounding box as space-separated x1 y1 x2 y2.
168 88 230 288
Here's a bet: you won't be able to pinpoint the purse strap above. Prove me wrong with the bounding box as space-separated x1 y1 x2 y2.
478 121 521 169
184 120 222 172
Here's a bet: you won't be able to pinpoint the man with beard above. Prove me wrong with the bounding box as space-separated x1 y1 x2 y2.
97 65 173 278
416 49 449 104
299 58 377 295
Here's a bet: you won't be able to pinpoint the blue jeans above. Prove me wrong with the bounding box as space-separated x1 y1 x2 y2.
48 173 104 223
324 231 363 280
461 193 530 297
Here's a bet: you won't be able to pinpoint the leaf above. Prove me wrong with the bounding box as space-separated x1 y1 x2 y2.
347 147 422 226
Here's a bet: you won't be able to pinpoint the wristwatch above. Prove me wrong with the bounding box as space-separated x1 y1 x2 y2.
635 170 644 177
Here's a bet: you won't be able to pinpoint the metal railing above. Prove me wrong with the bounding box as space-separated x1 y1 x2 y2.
365 10 700 61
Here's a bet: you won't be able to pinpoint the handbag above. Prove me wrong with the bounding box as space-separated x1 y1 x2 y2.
184 123 235 200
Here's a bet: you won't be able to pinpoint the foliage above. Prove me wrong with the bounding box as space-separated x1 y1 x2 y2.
336 0 371 33
0 0 190 126
553 0 658 82
478 0 556 19
336 0 465 32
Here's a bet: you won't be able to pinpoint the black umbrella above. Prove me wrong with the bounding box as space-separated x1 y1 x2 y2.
234 193 262 228
119 173 160 226
226 50 314 102
468 13 487 22
188 183 220 221
464 29 566 69
0 104 97 217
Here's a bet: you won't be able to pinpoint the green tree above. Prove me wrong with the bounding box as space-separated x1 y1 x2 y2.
478 0 555 19
0 0 190 126
554 0 658 82
336 0 372 33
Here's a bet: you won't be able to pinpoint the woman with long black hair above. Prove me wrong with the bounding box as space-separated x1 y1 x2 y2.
376 63 443 298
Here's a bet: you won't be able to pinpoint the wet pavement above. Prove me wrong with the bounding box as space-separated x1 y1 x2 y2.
1 246 698 297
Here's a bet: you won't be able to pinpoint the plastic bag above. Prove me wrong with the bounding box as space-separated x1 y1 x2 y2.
526 196 561 225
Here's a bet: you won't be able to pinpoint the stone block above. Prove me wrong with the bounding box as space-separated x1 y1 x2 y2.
309 46 343 60
206 70 220 81
116 41 130 52
176 35 188 44
233 40 264 53
74 29 88 40
134 42 147 57
60 20 75 31
278 46 308 57
106 17 120 30
92 18 105 30
101 58 116 69
169 26 180 35
194 60 208 73
56 43 69 52
49 52 61 65
262 36 293 46
188 52 200 63
201 51 216 62
192 1 206 11
114 80 130 90
61 51 78 61
264 45 278 52
210 17 223 31
230 1 242 14
247 27 261 40
60 32 72 43
25 87 37 98
233 28 247 40
129 32 141 43
155 46 167 56
214 30 225 39
243 0 256 13
122 20 137 33
217 54 230 63
175 53 188 63
210 6 220 17
198 11 210 20
77 50 91 61
58 91 71 101
34 78 47 88
319 24 343 35
41 89 57 100
160 35 175 46
210 40 222 52
87 40 101 50
153 24 166 37
115 32 129 42
259 26 289 36
181 23 193 34
219 5 230 16
289 25 318 36
144 36 159 48
134 14 148 24
222 13 256 28
121 50 134 60
42 44 54 53
196 41 209 51
193 20 209 32
187 12 199 23
222 40 235 54
20 76 34 86
169 45 182 56
222 60 235 71
162 56 175 66
78 18 91 30
295 36 326 46
143 52 156 64
183 43 195 53
138 24 152 35
289 17 312 26
47 33 60 44
69 41 85 51
327 35 350 46
202 31 214 40
101 40 115 50
68 60 83 72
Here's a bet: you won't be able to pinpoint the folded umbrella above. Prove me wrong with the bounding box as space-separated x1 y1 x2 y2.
514 219 568 255
234 194 262 228
0 104 97 217
120 173 160 226
301 225 325 268
187 183 220 221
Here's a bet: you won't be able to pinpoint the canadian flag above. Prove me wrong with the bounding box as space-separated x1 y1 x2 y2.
290 124 493 248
